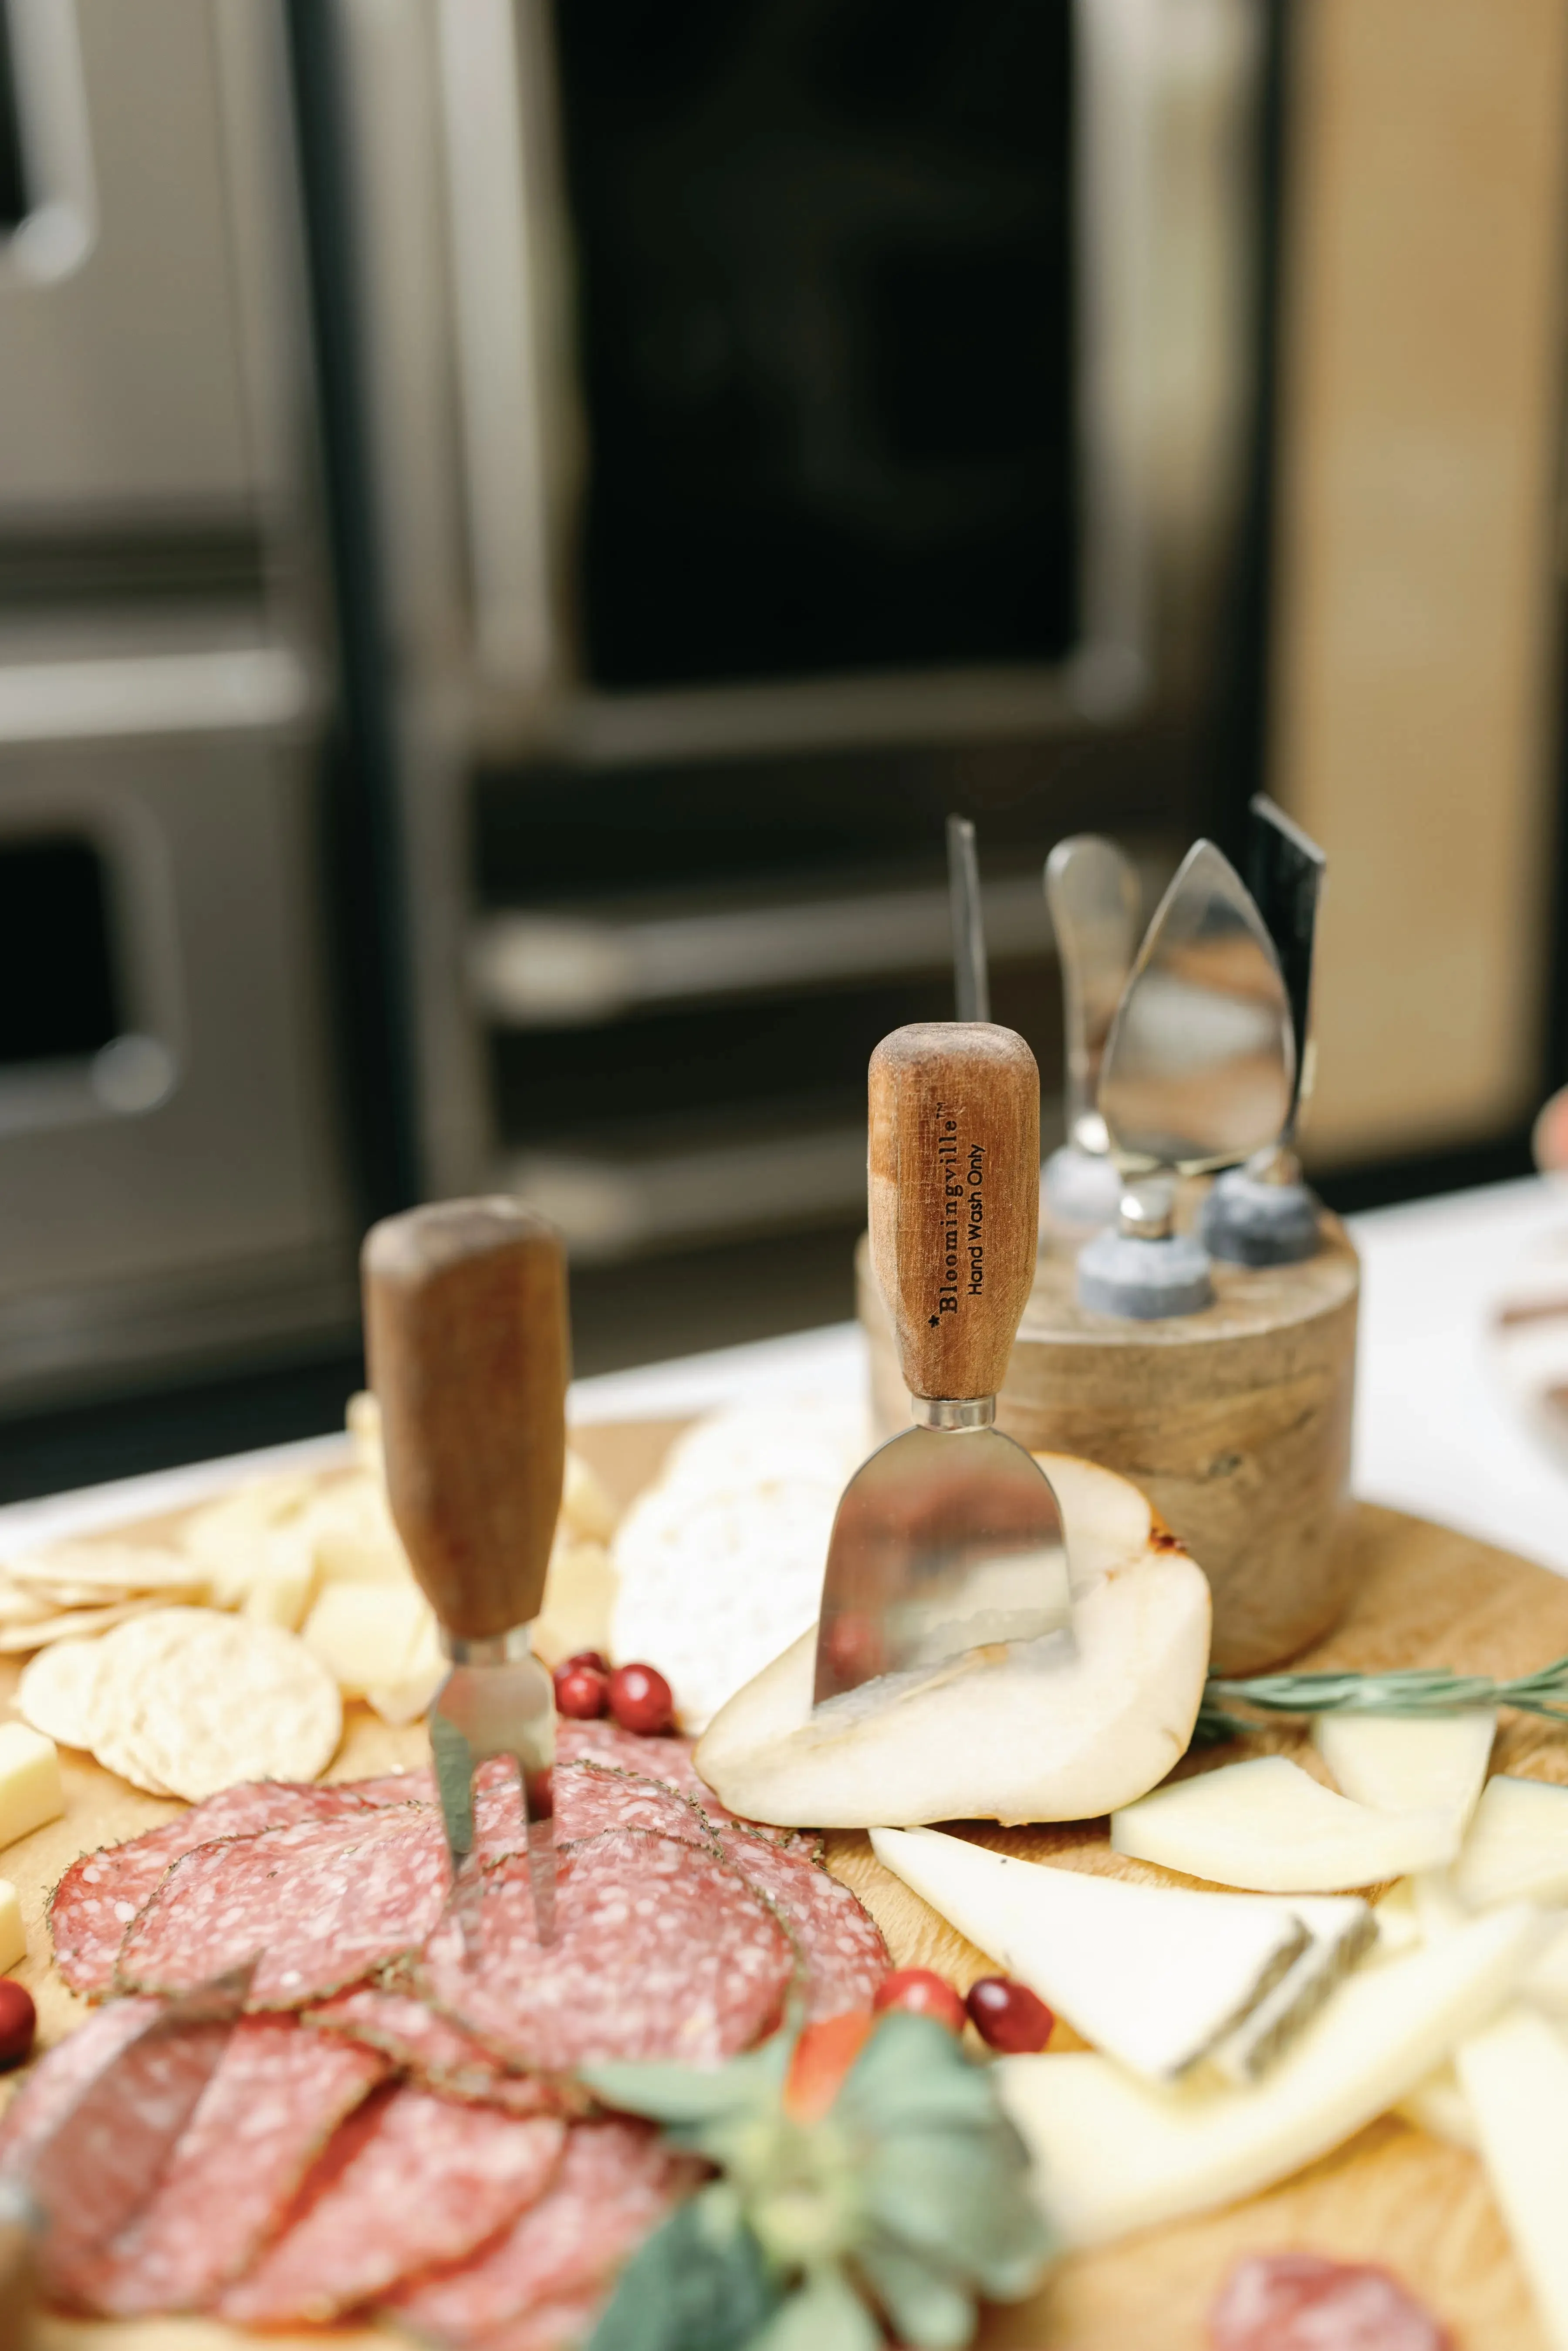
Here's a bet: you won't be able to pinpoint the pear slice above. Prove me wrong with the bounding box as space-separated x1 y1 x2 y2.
872 1826 1308 2082
694 1455 1210 1829
1314 1710 1496 1836
1110 1754 1460 1891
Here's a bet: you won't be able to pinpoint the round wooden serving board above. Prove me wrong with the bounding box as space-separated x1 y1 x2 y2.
4 1426 1568 2351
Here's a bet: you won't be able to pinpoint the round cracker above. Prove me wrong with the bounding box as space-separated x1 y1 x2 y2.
81 1608 233 1796
97 1607 342 1800
16 1634 110 1750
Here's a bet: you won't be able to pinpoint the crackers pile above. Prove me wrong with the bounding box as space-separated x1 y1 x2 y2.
17 1607 342 1799
0 1541 209 1652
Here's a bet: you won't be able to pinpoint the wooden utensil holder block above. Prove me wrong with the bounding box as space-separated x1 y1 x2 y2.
856 1220 1360 1674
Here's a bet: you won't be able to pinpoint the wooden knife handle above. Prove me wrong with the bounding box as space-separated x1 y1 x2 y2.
362 1198 568 1642
868 1023 1040 1401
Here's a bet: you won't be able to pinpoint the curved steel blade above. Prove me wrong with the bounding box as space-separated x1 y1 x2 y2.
1099 840 1294 1175
1045 836 1142 1150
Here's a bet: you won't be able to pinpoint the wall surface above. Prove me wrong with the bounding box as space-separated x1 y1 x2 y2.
1274 0 1568 1164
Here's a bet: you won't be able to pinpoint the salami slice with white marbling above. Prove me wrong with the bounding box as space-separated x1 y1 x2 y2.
1209 2253 1453 2350
389 2118 692 2345
304 1984 568 2118
219 2085 565 2324
82 2017 389 2315
713 1825 888 2019
0 1996 163 2178
115 1805 452 2009
48 1781 385 1996
419 1829 795 2071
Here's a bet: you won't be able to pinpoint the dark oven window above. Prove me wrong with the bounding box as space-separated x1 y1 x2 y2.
552 0 1078 690
0 834 122 1067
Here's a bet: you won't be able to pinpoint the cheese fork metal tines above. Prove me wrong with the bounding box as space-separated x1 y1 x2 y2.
815 1023 1071 1706
363 1198 569 1944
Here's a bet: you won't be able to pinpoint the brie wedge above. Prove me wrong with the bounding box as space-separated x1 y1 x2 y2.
1209 1894 1378 2083
1110 1755 1459 1891
997 1903 1545 2246
871 1825 1308 2082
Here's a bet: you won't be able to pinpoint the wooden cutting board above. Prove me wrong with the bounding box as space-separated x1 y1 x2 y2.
6 1424 1568 2351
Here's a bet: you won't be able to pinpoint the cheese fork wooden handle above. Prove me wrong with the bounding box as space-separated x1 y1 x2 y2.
869 1023 1040 1403
362 1198 568 1643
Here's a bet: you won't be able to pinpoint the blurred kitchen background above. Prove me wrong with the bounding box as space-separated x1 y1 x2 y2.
0 0 1564 1498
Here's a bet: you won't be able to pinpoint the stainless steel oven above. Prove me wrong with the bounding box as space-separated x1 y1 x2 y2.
0 0 358 1413
336 0 1270 1296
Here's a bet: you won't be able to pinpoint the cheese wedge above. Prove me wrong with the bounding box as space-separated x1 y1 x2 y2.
0 1880 23 1972
1457 2006 1568 2351
302 1582 436 1703
366 1605 445 1727
1209 1894 1378 2083
1110 1755 1458 1891
872 1826 1309 2082
0 1722 63 1849
997 1902 1544 2246
1396 2061 1476 2150
1522 1916 1568 2017
1454 1775 1568 1911
241 1531 319 1633
1314 1711 1495 1834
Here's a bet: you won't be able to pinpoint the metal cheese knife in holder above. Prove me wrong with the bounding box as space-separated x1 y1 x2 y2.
1041 836 1142 1237
1200 796 1327 1266
363 1198 567 1943
1077 841 1295 1319
815 1022 1070 1705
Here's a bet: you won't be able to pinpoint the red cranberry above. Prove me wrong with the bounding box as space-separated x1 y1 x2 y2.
563 1650 608 1674
965 1975 1054 2054
0 1978 36 2070
607 1661 674 1735
553 1662 608 1719
872 1967 966 2036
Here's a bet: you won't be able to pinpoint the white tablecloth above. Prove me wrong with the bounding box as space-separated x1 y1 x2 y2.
5 1177 1568 1577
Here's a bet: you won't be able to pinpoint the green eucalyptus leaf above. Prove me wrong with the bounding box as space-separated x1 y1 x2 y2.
864 2131 1053 2293
587 2186 778 2351
582 2036 791 2128
741 2265 883 2351
855 2238 976 2350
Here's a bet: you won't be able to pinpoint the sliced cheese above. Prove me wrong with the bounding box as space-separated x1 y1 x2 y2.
871 1825 1308 2082
1371 1878 1423 1959
997 1901 1544 2246
1522 1915 1568 2017
1110 1755 1458 1891
302 1582 436 1703
0 1721 64 1848
1209 1894 1378 2084
1396 2061 1477 2151
1314 1710 1495 1834
367 1606 445 1727
1457 2006 1568 2351
1454 1775 1568 1911
533 1536 617 1675
0 1880 22 1972
241 1531 319 1633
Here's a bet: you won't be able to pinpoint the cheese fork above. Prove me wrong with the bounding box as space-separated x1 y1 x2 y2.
363 1198 568 1945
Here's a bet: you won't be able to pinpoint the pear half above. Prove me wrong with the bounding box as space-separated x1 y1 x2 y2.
694 1453 1210 1828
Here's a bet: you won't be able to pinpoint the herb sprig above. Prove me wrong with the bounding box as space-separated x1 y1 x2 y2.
1195 1652 1568 1745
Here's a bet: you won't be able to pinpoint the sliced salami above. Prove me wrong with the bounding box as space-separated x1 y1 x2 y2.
389 2118 690 2344
83 2017 389 2314
420 1830 795 2071
220 2085 565 2324
50 1781 382 1996
713 1826 888 2019
463 2286 608 2351
27 2012 233 2310
554 1720 765 1832
0 1996 162 2178
304 1985 566 2119
116 1806 452 2009
1209 2253 1452 2350
553 1762 716 1852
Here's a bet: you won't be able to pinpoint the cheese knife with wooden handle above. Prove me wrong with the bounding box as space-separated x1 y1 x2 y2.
362 1198 568 1943
814 1024 1071 1705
